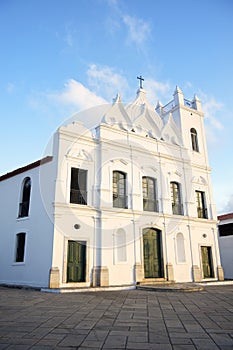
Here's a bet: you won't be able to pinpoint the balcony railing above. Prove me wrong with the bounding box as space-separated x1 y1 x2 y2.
184 98 194 108
172 203 184 215
113 195 128 209
143 199 159 212
162 99 175 113
18 201 29 218
70 189 87 205
197 207 208 219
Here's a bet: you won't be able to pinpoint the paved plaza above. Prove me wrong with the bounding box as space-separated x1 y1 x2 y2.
0 285 233 350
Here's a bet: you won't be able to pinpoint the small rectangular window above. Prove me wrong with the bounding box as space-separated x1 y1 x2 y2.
112 171 127 208
170 182 183 215
142 177 158 212
15 233 26 262
219 223 233 237
196 191 208 219
70 168 87 205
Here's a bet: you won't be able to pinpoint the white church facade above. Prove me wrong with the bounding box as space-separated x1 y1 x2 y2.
0 84 224 289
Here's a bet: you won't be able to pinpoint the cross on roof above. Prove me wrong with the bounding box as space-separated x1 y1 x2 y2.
137 75 144 89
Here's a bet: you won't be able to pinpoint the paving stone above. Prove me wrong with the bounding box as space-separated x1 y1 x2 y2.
127 342 172 349
79 339 104 348
170 337 194 345
172 345 196 350
209 333 233 346
0 285 233 349
103 335 127 348
85 330 109 341
58 334 86 347
29 346 54 350
192 338 220 349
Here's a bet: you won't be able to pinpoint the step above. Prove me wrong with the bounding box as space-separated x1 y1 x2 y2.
139 278 170 285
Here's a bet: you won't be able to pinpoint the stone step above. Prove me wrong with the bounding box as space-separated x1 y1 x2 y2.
138 278 170 285
137 282 204 292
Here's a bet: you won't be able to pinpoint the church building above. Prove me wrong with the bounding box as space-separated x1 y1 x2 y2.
0 82 224 290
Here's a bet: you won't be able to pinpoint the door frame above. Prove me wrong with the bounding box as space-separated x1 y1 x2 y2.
200 244 215 279
142 227 164 279
62 237 90 285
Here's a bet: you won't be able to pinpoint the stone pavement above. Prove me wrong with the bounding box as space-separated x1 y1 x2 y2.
0 285 233 350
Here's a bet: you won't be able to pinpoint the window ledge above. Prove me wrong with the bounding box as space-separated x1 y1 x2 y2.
12 262 25 266
16 216 30 221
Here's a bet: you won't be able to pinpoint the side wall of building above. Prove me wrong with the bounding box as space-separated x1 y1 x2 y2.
0 160 55 288
218 217 233 279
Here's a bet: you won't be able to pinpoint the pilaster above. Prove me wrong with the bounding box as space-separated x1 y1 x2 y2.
192 265 201 282
49 267 60 288
166 263 175 282
217 265 224 281
92 266 109 287
134 263 144 283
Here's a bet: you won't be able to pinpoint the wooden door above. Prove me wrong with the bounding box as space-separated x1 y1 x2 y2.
201 246 214 278
143 228 163 278
67 240 86 282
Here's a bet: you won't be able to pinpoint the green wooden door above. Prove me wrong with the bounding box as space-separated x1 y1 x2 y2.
201 246 214 278
67 240 86 282
143 228 163 278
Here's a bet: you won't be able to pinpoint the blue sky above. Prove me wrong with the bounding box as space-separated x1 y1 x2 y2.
0 0 233 214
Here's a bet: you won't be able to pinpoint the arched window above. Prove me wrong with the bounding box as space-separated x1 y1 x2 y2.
115 229 127 262
113 171 127 208
170 181 183 215
142 177 158 212
176 233 186 263
18 177 31 218
190 128 199 152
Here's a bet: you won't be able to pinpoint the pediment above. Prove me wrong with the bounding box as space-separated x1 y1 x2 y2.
101 94 132 130
66 147 93 161
161 114 182 146
191 176 207 185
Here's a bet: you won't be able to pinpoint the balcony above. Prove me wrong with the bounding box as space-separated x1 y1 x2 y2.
143 199 159 212
70 189 87 205
113 195 128 209
197 207 208 219
172 203 183 215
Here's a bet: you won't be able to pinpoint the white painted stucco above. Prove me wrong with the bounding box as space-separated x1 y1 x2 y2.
0 86 224 288
218 215 233 279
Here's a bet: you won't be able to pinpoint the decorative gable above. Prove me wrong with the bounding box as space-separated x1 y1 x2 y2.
161 113 182 146
101 94 132 131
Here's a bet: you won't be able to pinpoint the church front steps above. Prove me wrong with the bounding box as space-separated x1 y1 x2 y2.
139 278 170 285
137 282 204 292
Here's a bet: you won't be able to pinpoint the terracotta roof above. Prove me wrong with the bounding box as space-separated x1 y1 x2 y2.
0 156 53 182
217 213 233 221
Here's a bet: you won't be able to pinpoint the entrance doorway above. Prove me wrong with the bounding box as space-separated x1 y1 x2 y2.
201 246 214 278
143 228 163 278
67 240 86 283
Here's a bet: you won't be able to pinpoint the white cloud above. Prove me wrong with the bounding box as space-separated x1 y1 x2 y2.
122 14 151 46
47 79 107 111
202 97 224 130
145 78 171 104
87 64 129 101
222 194 233 214
198 92 224 145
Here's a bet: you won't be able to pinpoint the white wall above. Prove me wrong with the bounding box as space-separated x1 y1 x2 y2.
0 160 55 287
219 236 233 279
51 108 220 285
